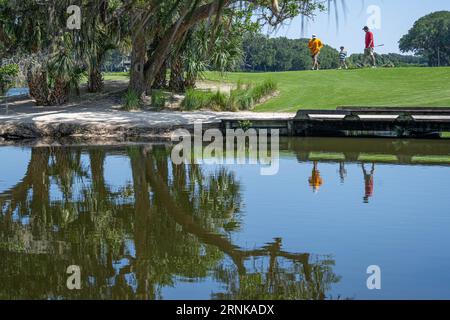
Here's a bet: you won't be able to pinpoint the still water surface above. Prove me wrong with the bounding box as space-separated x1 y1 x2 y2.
1 138 450 300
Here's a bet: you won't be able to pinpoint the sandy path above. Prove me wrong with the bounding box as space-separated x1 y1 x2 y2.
0 95 294 139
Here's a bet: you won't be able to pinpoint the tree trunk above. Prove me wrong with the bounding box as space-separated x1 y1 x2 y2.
150 60 167 90
144 1 228 89
49 78 70 105
129 30 147 98
185 72 197 89
87 66 104 93
27 67 50 106
169 56 185 93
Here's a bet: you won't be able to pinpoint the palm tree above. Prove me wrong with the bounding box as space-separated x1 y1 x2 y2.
1 0 83 105
167 18 243 92
78 0 130 93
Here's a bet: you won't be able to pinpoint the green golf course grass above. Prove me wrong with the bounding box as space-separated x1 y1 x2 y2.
104 72 130 81
102 67 450 112
205 67 450 112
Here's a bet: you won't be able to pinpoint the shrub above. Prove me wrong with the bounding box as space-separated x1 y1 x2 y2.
123 89 140 110
151 90 167 109
238 120 253 131
0 64 20 95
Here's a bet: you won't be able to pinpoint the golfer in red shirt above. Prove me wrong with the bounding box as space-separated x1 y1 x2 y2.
363 26 376 68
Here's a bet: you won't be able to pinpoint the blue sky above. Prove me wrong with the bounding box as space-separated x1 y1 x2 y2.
268 0 450 54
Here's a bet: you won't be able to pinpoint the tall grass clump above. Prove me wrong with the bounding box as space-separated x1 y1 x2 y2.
181 79 278 111
151 90 167 110
182 89 213 110
182 89 228 111
123 89 140 110
230 79 278 110
209 90 228 111
251 79 278 102
229 89 253 111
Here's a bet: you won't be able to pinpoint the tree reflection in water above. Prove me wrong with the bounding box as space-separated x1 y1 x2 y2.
0 145 340 300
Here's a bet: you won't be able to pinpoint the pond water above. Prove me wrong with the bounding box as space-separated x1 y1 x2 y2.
4 87 29 97
1 138 450 300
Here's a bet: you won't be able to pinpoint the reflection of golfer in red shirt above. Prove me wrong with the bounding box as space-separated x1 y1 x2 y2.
362 163 375 203
363 26 376 67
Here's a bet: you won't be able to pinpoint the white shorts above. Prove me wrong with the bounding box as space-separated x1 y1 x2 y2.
364 47 374 56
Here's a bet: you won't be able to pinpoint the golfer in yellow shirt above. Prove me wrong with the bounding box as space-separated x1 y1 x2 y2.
308 35 324 70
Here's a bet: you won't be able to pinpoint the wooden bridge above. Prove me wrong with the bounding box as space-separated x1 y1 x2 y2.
222 107 450 138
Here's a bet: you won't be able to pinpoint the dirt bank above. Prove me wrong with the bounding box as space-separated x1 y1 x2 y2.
0 95 294 140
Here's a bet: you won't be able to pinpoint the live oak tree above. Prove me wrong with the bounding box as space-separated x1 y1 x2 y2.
126 0 322 98
399 11 450 67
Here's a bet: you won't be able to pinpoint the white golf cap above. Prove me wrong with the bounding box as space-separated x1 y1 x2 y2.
312 34 317 38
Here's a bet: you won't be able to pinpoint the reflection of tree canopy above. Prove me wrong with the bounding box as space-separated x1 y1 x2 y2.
0 145 340 300
212 239 340 300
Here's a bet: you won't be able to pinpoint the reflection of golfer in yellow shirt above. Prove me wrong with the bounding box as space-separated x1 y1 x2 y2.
308 35 324 70
309 161 323 193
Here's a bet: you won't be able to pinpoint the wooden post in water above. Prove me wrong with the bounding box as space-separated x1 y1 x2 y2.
287 120 294 136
